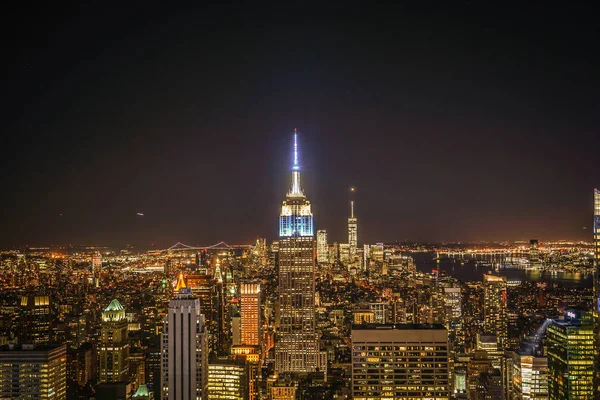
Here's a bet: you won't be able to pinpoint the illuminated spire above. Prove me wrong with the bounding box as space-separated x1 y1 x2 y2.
293 129 299 170
289 129 303 196
350 200 355 218
175 271 186 292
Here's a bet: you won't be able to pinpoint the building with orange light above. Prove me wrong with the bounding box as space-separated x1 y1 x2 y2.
240 281 261 347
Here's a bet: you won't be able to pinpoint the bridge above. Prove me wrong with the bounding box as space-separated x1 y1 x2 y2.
166 241 252 251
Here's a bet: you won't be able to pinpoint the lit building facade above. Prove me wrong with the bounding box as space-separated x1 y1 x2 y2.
546 311 594 399
275 132 326 375
483 274 508 350
207 361 247 400
348 200 358 259
99 299 129 383
161 277 208 400
240 281 261 347
506 351 548 400
316 230 328 264
351 324 450 399
594 188 600 394
19 295 52 344
0 343 66 399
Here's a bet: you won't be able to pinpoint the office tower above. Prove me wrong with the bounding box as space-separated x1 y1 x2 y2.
348 200 358 259
506 351 548 399
19 294 52 344
476 334 502 369
467 351 495 398
275 131 326 375
99 299 129 383
339 243 350 264
368 302 387 324
207 361 247 400
483 274 508 350
240 281 261 347
231 315 242 346
444 287 463 345
316 230 329 264
0 343 66 399
186 272 220 354
546 311 594 399
475 368 503 400
594 188 600 394
161 277 208 400
351 323 450 399
529 239 540 264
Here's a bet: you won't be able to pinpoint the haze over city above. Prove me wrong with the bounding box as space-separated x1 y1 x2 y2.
3 3 599 247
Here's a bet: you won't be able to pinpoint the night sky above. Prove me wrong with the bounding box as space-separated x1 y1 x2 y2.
2 3 599 248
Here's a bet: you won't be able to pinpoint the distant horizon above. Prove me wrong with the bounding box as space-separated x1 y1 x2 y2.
3 237 595 252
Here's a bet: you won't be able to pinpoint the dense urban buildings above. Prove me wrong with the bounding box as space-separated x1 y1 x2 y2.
0 132 596 400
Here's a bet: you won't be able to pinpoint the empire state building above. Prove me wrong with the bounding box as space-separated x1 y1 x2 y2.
275 131 327 376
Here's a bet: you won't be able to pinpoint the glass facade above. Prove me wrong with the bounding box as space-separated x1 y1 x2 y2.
546 312 594 399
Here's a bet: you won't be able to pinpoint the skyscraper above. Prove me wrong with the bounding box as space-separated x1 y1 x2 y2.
275 131 326 375
19 294 52 344
351 323 450 399
546 310 594 399
348 200 358 259
99 299 129 383
594 188 600 394
316 230 329 264
161 274 208 400
483 274 508 350
240 281 261 347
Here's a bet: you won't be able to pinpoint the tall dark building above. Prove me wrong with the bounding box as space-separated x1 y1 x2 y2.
274 131 326 375
19 295 52 344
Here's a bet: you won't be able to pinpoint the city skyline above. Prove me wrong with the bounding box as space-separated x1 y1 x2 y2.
2 3 599 247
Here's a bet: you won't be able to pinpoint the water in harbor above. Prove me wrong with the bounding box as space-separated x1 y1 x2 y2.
412 252 593 288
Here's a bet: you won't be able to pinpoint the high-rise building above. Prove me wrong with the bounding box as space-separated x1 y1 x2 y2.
240 281 261 347
19 294 52 344
506 351 548 400
483 274 508 350
594 188 600 394
207 361 247 400
99 299 129 383
275 131 326 376
316 230 329 264
348 200 358 259
476 334 502 369
351 323 450 399
161 275 208 400
443 287 463 347
546 310 594 399
0 343 66 399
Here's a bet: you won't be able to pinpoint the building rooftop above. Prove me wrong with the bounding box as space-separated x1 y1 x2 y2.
105 298 124 312
352 323 446 330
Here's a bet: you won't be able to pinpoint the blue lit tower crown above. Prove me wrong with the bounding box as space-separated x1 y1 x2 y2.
279 131 313 237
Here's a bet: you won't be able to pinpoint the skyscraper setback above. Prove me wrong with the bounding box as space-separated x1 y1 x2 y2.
275 132 327 376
